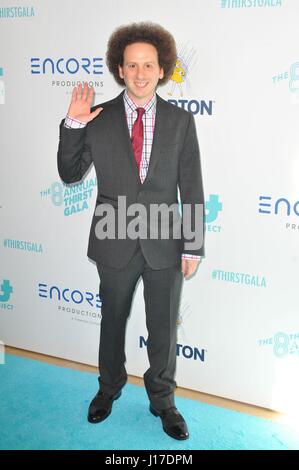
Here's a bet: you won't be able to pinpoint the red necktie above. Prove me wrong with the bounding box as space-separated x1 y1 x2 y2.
131 107 145 174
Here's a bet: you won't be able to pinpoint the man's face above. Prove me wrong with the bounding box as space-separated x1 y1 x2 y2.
118 42 164 105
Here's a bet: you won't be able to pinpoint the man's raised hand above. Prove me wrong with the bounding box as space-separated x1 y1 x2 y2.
67 82 103 123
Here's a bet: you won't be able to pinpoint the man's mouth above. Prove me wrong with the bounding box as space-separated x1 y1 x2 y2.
134 82 148 88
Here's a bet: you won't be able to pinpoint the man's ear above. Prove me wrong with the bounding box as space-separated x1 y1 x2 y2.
118 65 124 79
159 68 164 80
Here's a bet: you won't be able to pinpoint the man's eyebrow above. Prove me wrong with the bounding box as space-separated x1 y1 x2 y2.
125 61 155 64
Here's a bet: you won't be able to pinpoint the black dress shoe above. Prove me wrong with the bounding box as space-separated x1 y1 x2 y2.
150 405 189 440
88 390 121 423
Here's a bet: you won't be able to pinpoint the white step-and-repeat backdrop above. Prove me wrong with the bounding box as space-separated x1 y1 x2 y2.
1 0 298 413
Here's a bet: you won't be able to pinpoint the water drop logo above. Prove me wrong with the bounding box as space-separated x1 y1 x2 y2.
205 194 223 224
0 279 13 302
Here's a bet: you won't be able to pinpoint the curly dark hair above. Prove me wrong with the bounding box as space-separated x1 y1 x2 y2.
106 22 177 86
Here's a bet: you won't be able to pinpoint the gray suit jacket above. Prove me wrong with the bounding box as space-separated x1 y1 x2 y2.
57 91 205 269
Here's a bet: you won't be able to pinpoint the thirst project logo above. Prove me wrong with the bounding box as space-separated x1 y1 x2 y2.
0 279 13 310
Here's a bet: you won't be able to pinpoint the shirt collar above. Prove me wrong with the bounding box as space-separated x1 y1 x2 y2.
123 89 157 116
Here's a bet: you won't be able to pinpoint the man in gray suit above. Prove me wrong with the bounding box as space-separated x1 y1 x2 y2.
57 22 204 440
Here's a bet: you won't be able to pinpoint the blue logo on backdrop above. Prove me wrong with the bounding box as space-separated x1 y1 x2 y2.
178 193 223 233
205 194 223 233
31 57 104 91
40 177 97 217
139 336 206 362
289 62 299 93
0 279 13 302
31 57 104 75
259 195 299 232
38 282 101 310
259 195 299 216
272 61 299 104
258 332 299 358
0 279 13 310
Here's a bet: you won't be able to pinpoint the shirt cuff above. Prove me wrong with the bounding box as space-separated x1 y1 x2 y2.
64 115 87 129
181 254 201 260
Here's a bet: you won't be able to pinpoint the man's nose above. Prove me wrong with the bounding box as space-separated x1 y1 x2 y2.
136 66 145 78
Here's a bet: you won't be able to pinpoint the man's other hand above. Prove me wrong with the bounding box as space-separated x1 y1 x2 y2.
181 258 201 279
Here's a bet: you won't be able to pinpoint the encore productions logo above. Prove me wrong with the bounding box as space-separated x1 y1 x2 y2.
38 282 102 325
258 195 299 232
40 177 97 217
166 45 214 116
30 56 104 92
0 67 5 104
0 279 13 310
258 332 299 358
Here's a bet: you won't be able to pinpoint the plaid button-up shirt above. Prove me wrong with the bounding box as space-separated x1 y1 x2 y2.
122 90 156 184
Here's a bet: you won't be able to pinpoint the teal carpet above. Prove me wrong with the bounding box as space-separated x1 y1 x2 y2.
0 354 298 450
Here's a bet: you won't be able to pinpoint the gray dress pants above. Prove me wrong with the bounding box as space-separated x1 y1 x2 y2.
96 242 183 411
